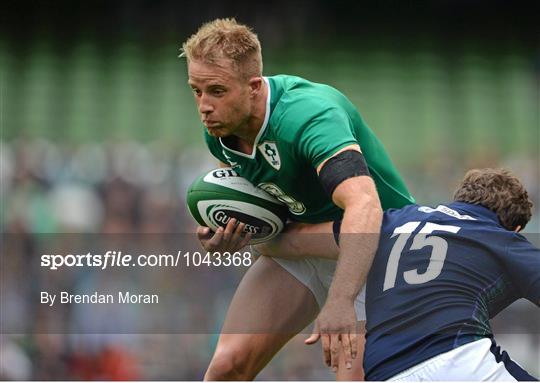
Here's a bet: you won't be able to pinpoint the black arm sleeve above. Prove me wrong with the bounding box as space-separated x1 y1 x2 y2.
318 150 371 198
319 150 371 248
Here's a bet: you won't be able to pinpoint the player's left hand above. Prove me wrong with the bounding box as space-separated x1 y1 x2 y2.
305 297 358 373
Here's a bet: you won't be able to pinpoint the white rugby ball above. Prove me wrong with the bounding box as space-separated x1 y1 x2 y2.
186 168 288 244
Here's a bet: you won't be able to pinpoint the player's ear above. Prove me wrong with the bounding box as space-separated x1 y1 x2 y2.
248 77 263 96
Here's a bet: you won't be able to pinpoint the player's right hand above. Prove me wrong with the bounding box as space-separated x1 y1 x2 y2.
305 297 358 373
196 218 252 253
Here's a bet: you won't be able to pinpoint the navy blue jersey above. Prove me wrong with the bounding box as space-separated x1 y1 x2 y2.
364 202 540 381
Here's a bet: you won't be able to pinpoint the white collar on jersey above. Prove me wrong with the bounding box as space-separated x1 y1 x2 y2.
219 76 271 159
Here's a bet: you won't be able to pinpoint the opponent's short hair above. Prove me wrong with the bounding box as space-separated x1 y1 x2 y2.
453 168 533 230
180 18 262 79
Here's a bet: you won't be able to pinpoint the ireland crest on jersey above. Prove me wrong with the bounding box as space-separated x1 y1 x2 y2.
258 142 281 170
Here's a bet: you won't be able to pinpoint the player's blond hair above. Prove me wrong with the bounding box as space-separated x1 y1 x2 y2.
453 168 533 230
180 18 262 79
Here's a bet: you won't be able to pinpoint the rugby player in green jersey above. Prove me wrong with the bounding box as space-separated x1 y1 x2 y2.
181 18 414 380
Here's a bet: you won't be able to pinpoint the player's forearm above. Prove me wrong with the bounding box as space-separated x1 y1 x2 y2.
253 234 306 260
254 222 339 260
328 196 382 302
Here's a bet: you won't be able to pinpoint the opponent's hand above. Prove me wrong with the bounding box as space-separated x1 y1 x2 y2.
196 218 252 253
305 297 358 373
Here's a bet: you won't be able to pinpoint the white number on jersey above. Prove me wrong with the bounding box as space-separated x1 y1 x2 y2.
383 221 461 291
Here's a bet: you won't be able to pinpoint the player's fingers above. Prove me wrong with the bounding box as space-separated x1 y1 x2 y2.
207 226 224 249
238 231 252 249
304 332 320 345
350 330 358 359
321 333 331 368
227 222 247 251
222 218 237 242
342 333 353 369
234 221 245 234
196 226 212 240
305 322 321 345
231 222 245 245
330 334 340 372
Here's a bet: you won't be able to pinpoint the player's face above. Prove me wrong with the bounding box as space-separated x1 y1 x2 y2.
187 60 252 138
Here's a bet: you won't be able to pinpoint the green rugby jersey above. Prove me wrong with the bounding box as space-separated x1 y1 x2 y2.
204 74 414 223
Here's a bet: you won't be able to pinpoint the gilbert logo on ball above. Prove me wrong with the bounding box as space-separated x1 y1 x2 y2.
186 168 288 244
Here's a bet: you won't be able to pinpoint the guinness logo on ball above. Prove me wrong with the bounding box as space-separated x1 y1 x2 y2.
208 206 272 237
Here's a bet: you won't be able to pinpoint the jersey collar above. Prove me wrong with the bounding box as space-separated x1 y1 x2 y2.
219 77 271 159
449 202 500 224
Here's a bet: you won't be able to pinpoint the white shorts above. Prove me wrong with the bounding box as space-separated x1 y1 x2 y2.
272 256 367 321
388 338 535 381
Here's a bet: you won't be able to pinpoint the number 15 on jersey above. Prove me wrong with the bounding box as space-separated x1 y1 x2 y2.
383 221 461 291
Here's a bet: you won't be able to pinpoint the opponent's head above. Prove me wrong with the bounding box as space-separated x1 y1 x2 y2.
453 168 533 231
180 18 264 138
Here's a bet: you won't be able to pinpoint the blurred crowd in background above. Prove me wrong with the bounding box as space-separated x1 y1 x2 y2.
1 0 539 380
0 137 354 380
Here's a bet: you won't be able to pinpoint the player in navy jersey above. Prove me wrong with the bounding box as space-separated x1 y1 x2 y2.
257 168 539 380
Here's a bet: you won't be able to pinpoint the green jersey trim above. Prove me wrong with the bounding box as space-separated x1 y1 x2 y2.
218 77 272 159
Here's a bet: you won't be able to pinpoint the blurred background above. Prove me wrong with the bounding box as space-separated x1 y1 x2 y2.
1 0 539 380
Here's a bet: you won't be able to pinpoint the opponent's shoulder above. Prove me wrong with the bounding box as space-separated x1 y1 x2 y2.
381 204 422 228
499 228 540 304
504 230 539 256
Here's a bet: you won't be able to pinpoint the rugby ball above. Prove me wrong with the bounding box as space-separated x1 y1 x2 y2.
186 168 288 244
